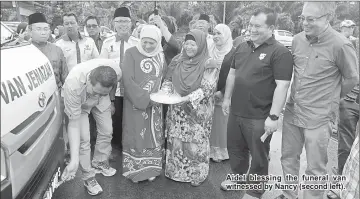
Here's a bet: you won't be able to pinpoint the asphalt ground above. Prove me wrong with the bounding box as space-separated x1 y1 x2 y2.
54 117 338 199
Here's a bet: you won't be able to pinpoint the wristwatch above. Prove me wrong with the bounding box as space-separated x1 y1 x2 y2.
269 114 279 121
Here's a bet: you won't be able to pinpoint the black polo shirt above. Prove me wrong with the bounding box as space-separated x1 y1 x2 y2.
230 36 293 119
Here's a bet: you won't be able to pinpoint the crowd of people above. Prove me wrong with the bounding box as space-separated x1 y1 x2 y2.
16 1 359 199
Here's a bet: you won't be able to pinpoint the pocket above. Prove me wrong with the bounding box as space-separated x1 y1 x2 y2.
63 47 73 58
311 58 334 75
108 50 119 59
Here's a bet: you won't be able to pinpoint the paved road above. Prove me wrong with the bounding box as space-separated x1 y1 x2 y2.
54 122 338 199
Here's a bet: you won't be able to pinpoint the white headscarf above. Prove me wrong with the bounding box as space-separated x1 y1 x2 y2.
136 25 163 57
209 24 233 65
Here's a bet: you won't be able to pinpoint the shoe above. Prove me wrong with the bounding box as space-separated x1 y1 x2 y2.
148 177 156 182
327 190 340 199
273 194 298 199
242 194 258 199
84 177 103 196
190 181 202 187
220 180 236 191
92 161 117 177
211 158 222 163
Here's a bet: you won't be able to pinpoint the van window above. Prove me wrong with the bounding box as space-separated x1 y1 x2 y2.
1 23 28 48
1 24 13 44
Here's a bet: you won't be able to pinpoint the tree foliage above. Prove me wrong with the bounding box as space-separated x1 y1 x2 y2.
1 1 359 35
277 13 295 33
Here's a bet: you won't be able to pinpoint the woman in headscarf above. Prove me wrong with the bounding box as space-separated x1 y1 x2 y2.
122 25 166 183
208 24 234 162
163 29 220 186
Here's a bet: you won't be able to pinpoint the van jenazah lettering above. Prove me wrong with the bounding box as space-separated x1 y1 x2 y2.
1 63 53 104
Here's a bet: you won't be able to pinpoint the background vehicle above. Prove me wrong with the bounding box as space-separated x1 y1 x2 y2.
274 29 293 51
1 22 64 199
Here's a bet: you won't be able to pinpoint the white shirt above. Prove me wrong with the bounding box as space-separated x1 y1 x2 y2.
99 35 139 96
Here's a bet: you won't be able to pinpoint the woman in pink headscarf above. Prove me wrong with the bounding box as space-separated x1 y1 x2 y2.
162 29 219 186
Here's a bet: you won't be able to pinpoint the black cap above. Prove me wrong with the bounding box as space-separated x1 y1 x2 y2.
114 7 131 19
28 13 47 25
198 14 210 23
185 34 195 42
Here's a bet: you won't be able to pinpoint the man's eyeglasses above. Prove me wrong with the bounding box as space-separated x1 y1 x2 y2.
298 14 328 23
86 24 98 29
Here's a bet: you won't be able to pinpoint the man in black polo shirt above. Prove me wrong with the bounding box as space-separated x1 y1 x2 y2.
220 7 293 198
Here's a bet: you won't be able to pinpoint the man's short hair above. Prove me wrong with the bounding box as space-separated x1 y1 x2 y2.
304 2 335 16
252 7 277 27
62 13 79 23
89 66 117 88
85 16 100 26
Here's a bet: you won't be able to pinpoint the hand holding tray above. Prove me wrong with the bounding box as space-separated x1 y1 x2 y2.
150 90 183 104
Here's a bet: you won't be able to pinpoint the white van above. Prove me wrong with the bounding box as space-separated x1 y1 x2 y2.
1 22 64 199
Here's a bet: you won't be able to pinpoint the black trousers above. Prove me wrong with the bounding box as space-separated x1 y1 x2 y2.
227 113 272 198
112 96 123 148
337 99 359 174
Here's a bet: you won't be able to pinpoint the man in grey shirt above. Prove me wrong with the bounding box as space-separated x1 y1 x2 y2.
276 2 359 199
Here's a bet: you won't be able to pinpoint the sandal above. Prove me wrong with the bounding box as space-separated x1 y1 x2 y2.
190 181 202 187
148 177 156 182
327 190 340 199
212 158 222 163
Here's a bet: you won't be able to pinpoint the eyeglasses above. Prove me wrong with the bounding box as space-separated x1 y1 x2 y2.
298 14 328 24
86 24 98 29
114 20 131 24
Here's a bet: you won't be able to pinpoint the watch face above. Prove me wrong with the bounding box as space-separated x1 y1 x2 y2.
270 115 278 120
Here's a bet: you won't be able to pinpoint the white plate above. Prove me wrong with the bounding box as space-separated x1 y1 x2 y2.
43 167 61 199
150 92 183 104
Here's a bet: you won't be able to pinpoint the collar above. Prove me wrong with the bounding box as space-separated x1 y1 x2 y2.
115 33 130 42
62 32 83 42
32 40 48 47
305 24 331 44
91 33 102 41
247 34 275 48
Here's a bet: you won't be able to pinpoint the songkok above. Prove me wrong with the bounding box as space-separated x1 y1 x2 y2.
114 7 131 19
185 34 196 42
199 14 210 23
28 13 47 25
